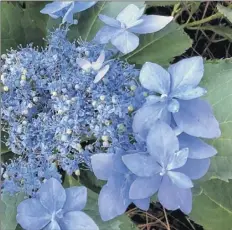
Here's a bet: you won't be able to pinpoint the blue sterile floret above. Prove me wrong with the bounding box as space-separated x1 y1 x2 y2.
133 57 221 141
40 1 96 24
16 178 99 230
1 27 145 195
94 4 173 54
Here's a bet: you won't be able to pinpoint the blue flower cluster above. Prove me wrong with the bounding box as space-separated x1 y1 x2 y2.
17 178 98 230
1 1 221 224
1 28 146 196
91 56 220 219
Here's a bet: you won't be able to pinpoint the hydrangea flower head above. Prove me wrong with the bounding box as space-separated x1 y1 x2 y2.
91 148 150 221
40 1 96 24
122 121 217 214
17 178 99 230
94 4 173 54
133 57 221 140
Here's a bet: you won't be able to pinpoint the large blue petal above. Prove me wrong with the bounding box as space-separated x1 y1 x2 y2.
129 176 162 199
94 26 122 44
91 153 114 180
158 176 192 214
176 158 210 180
174 99 221 138
146 121 179 165
99 14 121 28
139 62 170 94
62 3 76 24
116 4 142 26
112 150 128 174
178 133 217 159
133 198 150 211
63 186 87 213
122 153 161 177
40 2 71 17
167 171 193 189
98 173 132 221
167 148 189 170
39 178 66 214
133 103 170 141
129 15 173 34
111 31 139 54
59 211 99 230
168 56 204 92
16 199 51 230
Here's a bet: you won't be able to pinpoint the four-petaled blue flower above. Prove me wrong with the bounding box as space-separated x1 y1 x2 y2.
94 4 173 54
133 56 221 141
122 121 217 214
76 50 110 83
17 178 99 230
40 1 96 24
91 148 150 221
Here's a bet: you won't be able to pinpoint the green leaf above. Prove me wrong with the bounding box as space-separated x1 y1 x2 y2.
68 1 144 41
200 59 232 181
1 2 48 53
217 4 232 23
190 179 232 230
1 193 25 230
201 25 232 41
64 175 138 230
124 22 192 66
145 1 179 7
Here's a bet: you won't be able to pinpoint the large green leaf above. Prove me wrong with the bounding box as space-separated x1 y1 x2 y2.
200 59 232 181
64 175 138 230
1 2 48 53
217 4 232 24
123 22 192 66
1 193 25 230
190 179 232 230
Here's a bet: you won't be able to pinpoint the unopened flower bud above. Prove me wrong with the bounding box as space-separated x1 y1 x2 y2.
128 105 134 112
3 86 9 92
66 129 72 135
51 91 57 97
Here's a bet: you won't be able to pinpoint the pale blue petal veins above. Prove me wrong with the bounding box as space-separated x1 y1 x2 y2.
16 199 51 230
174 99 221 138
167 99 180 113
43 220 60 230
133 198 150 211
168 56 204 92
146 121 179 164
94 65 110 83
178 133 217 159
116 4 142 25
59 211 99 230
91 153 114 180
129 15 173 34
139 62 170 94
166 148 189 170
94 26 122 44
122 153 161 177
158 176 192 214
176 158 210 180
171 86 207 100
167 171 193 189
63 186 87 212
98 14 121 28
39 178 66 213
129 176 162 199
111 31 139 54
132 103 170 141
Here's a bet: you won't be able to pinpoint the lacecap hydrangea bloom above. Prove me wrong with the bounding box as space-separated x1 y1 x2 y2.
40 1 96 24
133 57 221 141
94 4 173 54
17 178 98 230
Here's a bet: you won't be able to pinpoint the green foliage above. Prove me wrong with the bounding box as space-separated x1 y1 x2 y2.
1 193 25 230
145 1 178 7
123 22 192 66
1 2 48 53
200 59 232 181
217 4 232 24
64 175 138 230
190 179 232 230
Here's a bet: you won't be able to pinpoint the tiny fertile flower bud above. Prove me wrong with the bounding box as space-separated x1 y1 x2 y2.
105 120 110 126
66 129 72 135
130 85 137 91
21 75 26 80
51 91 57 97
75 84 80 90
75 169 80 176
128 105 134 112
61 134 68 142
22 109 28 115
143 92 148 97
102 135 109 142
100 95 105 101
3 86 9 92
92 100 97 107
103 141 109 148
27 103 33 108
33 97 39 103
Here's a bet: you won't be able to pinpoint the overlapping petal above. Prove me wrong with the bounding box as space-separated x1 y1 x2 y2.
172 86 207 100
99 14 121 28
167 171 193 189
173 99 221 138
133 198 150 211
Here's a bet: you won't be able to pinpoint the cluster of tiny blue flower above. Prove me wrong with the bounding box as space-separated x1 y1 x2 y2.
1 1 221 228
